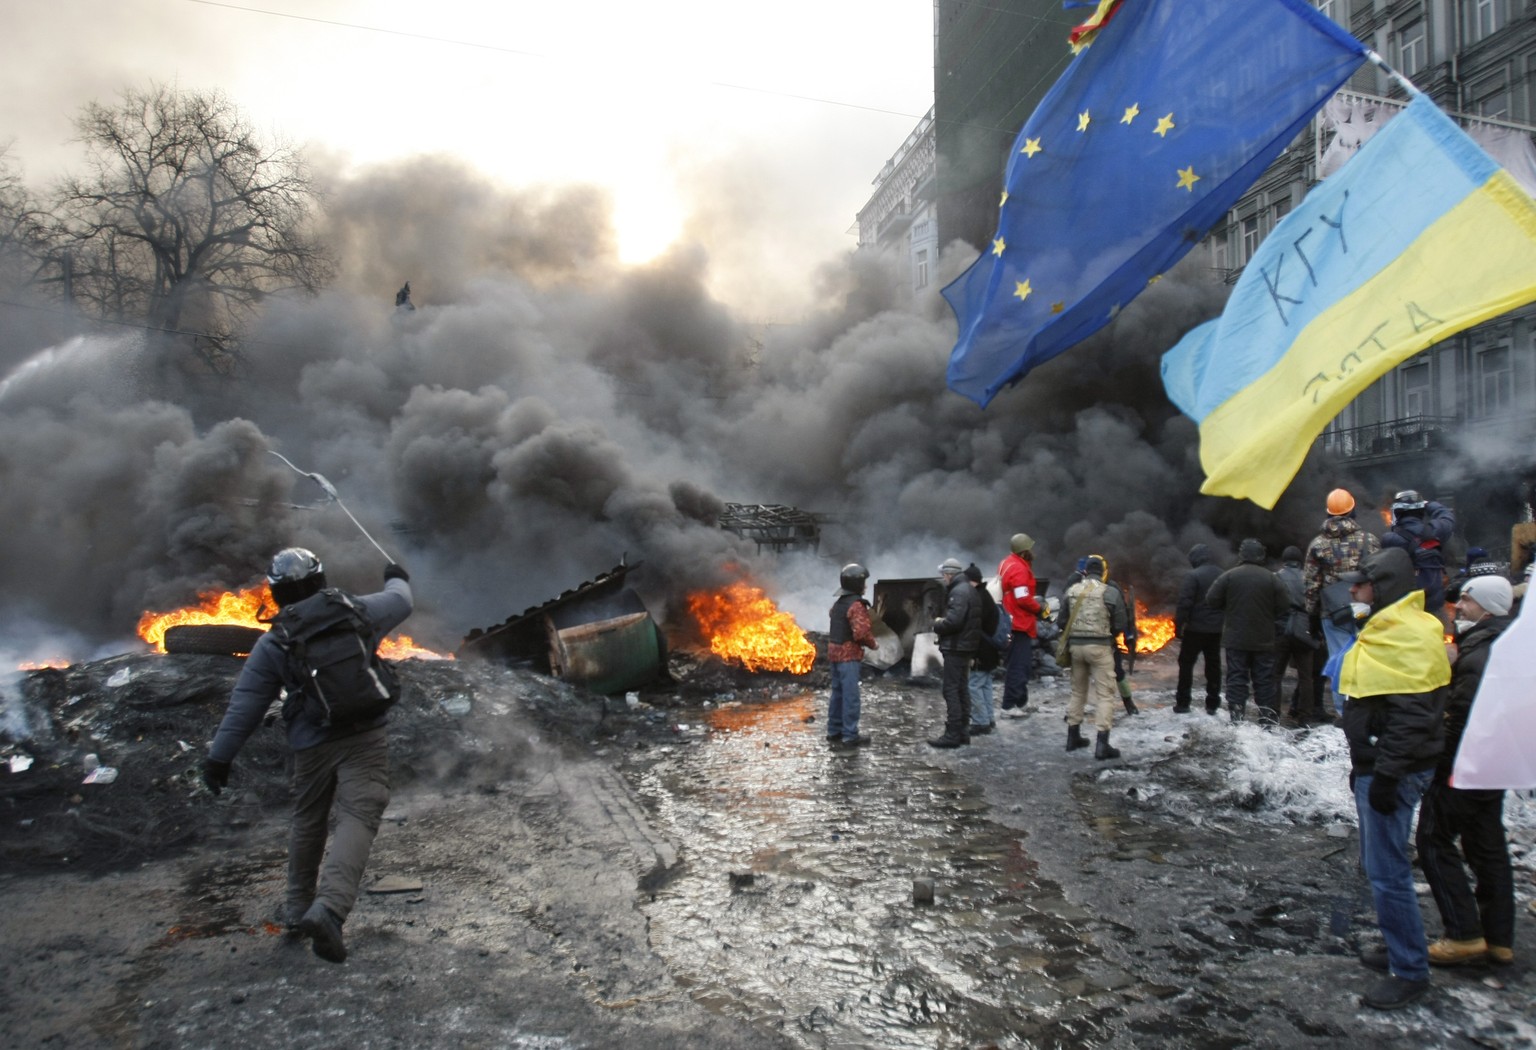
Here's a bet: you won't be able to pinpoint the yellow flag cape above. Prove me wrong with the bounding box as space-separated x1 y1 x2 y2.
1339 590 1451 698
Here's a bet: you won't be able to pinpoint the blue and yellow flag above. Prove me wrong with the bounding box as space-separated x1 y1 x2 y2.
1162 94 1536 509
943 0 1364 407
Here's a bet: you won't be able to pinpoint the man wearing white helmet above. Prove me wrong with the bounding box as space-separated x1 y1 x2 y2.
203 549 413 964
1416 574 1517 969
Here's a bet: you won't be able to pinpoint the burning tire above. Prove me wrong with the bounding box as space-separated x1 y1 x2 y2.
162 624 267 656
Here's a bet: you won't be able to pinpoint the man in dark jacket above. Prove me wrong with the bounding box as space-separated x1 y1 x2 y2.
1273 546 1320 725
930 558 982 749
203 549 413 964
1206 538 1291 725
1337 547 1450 1010
826 563 879 748
964 563 1006 735
1174 543 1224 714
1416 575 1516 968
1381 489 1456 623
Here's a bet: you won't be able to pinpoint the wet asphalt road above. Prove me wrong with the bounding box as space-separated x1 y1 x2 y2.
617 660 1535 1049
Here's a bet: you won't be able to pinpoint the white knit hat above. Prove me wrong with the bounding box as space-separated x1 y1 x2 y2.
1460 576 1513 617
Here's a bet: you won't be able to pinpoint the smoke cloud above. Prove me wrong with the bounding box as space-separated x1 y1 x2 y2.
0 158 1387 658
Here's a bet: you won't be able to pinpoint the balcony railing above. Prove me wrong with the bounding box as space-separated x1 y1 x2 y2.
1319 416 1457 460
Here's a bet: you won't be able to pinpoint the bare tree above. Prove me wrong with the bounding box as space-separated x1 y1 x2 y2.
0 146 54 288
53 83 332 370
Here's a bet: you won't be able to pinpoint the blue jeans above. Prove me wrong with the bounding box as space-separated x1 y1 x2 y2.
827 661 862 740
968 666 995 726
1001 632 1033 709
1355 769 1434 980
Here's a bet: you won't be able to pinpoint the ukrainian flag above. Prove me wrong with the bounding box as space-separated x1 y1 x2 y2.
1162 94 1536 509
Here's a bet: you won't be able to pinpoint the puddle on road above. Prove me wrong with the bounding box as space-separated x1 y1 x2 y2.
623 692 1153 1048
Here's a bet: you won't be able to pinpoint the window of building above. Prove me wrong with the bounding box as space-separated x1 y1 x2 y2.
1470 0 1503 42
1316 0 1340 24
915 248 929 290
1402 360 1431 417
1477 346 1513 415
1241 215 1260 262
1211 230 1229 271
1272 198 1292 226
1398 19 1426 78
1472 70 1512 119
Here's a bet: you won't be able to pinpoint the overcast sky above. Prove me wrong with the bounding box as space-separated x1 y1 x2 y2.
1 0 935 317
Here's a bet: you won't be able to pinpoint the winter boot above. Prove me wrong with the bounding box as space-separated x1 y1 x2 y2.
1094 730 1120 760
298 902 347 964
1066 724 1089 751
1428 936 1487 966
928 727 969 749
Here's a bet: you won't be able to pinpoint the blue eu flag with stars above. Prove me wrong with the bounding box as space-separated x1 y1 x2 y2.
943 0 1365 407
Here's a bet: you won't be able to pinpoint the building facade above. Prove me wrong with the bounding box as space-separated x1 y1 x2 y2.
854 109 939 297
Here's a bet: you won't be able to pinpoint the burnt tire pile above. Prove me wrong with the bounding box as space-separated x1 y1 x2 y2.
162 624 266 656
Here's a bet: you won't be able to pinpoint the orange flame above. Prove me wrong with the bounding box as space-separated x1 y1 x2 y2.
137 586 452 660
137 584 271 652
378 635 453 661
685 580 816 675
18 658 71 670
1124 600 1176 654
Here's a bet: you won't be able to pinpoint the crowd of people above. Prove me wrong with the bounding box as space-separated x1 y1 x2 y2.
826 484 1527 1011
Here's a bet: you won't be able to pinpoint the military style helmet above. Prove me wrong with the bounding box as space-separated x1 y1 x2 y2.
1088 553 1110 581
839 562 869 593
1010 532 1035 555
267 547 327 607
1325 488 1355 515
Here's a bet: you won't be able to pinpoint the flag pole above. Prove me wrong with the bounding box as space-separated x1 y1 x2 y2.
1362 50 1422 99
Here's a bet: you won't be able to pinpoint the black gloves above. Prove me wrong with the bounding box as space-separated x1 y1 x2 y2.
202 758 231 796
1368 774 1400 815
384 563 410 583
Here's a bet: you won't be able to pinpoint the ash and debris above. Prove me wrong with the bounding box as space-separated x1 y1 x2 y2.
3 650 1534 1049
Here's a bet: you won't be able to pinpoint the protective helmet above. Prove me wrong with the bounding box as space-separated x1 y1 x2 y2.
267 547 327 607
1010 532 1035 555
1392 489 1428 514
938 557 965 576
1325 488 1355 515
839 562 869 593
1083 555 1105 580
1089 553 1110 581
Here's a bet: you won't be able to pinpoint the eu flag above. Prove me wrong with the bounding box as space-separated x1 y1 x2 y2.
943 0 1365 407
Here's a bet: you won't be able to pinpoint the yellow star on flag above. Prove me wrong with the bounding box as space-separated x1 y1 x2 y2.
1013 279 1032 302
999 190 1009 207
992 237 1006 257
1154 114 1176 137
1051 302 1065 314
1120 103 1140 125
1176 166 1200 191
1021 137 1042 158
1077 110 1091 132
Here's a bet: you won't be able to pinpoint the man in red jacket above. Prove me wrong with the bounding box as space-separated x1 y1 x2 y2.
998 533 1043 716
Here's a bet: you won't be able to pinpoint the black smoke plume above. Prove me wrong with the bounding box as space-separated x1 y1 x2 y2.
0 158 1380 657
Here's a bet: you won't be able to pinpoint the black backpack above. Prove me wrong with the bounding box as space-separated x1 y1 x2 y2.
272 588 400 729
